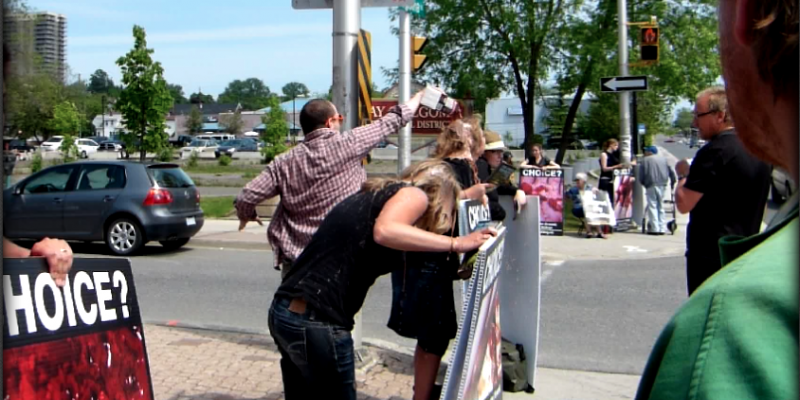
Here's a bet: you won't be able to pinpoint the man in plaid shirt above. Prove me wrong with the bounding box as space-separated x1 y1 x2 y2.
235 88 436 277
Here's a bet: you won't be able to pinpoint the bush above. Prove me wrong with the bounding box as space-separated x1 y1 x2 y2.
187 151 199 168
218 155 232 166
157 147 173 162
31 152 43 173
567 154 576 164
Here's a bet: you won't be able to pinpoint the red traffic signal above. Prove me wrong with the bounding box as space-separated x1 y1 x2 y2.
640 27 659 62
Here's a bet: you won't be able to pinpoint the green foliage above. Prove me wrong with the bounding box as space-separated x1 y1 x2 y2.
88 69 114 94
218 78 273 110
186 105 204 134
673 108 694 134
260 97 289 163
5 71 62 140
531 134 545 145
187 151 199 168
281 82 310 101
30 152 43 173
218 155 232 166
189 92 215 104
50 101 83 135
166 83 188 104
157 147 173 162
115 25 174 161
567 153 576 164
59 134 79 162
220 110 244 134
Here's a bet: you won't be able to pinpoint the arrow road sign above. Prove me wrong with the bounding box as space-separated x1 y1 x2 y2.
600 76 648 92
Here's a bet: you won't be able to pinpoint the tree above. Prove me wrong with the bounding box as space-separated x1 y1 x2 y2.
189 92 215 104
5 71 62 141
186 105 204 134
167 83 188 104
220 109 244 134
260 97 289 163
281 82 309 101
673 108 694 135
218 78 273 110
115 25 174 161
88 69 114 94
51 101 82 161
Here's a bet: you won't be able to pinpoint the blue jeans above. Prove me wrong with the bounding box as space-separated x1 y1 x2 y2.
646 185 667 233
268 297 356 400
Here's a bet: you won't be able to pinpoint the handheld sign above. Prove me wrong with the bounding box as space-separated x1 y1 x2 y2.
3 258 154 400
483 163 516 187
582 189 616 227
612 167 634 231
519 168 565 236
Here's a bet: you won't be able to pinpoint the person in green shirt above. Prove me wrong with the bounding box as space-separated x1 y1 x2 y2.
635 0 798 398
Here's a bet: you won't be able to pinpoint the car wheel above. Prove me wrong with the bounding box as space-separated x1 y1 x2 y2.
81 150 88 159
106 218 144 255
159 238 190 251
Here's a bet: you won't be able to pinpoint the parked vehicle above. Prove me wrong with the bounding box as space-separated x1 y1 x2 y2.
7 139 35 152
87 136 110 144
170 135 194 148
215 139 259 158
197 134 235 142
40 136 65 152
181 139 218 158
771 166 795 204
76 139 100 158
99 140 125 152
3 161 204 255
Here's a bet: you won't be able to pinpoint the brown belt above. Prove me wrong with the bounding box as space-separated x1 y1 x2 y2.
288 297 307 314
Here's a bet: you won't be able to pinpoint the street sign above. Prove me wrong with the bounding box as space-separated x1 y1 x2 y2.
638 123 646 135
357 29 373 126
600 76 648 92
400 0 425 17
292 0 414 9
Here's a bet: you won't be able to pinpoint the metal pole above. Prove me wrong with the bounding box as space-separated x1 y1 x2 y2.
397 10 412 173
631 91 645 227
617 0 632 165
332 0 363 352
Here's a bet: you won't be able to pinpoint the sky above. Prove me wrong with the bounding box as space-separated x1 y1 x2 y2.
27 0 402 98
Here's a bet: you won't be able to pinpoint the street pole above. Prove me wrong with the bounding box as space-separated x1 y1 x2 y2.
617 0 632 165
397 9 412 174
332 0 363 353
631 91 645 227
102 95 106 137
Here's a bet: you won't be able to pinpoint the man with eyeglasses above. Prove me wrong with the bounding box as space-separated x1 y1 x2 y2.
672 87 770 295
235 88 436 278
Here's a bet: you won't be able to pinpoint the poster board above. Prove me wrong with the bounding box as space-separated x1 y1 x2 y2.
441 227 507 400
581 189 616 227
457 198 492 302
519 168 565 236
612 168 634 231
3 258 154 399
498 196 541 390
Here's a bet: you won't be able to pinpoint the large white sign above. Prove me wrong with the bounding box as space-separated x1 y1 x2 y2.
292 0 414 9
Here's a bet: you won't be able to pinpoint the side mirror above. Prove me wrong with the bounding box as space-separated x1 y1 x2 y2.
13 186 22 195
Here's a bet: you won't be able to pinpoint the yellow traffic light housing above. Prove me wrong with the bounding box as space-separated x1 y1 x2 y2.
412 36 428 72
640 26 659 62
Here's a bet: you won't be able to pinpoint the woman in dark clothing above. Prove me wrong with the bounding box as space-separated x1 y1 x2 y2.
389 119 490 400
476 131 527 221
270 160 495 400
598 138 623 204
520 143 560 169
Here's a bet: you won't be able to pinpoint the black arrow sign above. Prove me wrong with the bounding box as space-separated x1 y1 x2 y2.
600 76 648 92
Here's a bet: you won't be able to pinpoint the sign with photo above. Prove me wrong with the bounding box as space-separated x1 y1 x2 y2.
3 258 154 400
441 227 507 400
613 168 634 231
519 168 565 236
581 190 616 227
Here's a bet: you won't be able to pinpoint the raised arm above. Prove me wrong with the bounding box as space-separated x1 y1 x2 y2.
236 161 281 230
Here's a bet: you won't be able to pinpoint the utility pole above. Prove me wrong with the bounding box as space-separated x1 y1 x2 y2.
102 95 106 137
331 0 363 353
397 9 412 173
617 0 632 165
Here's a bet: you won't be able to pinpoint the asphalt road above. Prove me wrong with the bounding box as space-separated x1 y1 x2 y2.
67 242 686 375
654 134 699 161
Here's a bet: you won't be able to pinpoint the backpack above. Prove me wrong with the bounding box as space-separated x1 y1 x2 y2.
501 337 533 393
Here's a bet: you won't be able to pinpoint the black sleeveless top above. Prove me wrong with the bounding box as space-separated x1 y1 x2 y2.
599 150 620 181
276 183 407 329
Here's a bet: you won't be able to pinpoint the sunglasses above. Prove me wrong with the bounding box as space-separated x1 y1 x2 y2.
693 110 717 119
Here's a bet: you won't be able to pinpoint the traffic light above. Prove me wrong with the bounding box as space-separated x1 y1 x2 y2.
640 26 659 62
412 36 428 73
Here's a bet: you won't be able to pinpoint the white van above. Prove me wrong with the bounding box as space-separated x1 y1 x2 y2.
197 133 235 142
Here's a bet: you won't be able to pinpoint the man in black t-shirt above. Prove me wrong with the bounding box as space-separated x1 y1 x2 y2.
674 87 770 295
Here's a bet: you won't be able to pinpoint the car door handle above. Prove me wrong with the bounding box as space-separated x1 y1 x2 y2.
103 196 116 202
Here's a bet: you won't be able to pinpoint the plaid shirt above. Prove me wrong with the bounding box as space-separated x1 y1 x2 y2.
236 105 414 270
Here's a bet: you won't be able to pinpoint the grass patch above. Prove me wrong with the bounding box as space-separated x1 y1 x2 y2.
184 164 262 175
200 196 236 218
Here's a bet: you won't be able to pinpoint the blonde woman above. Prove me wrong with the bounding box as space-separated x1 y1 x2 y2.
389 118 490 400
270 160 496 400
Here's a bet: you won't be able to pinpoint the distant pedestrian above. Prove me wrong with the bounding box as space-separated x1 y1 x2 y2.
638 146 676 235
565 173 606 238
674 86 771 295
235 88 439 278
598 138 623 204
476 131 527 221
502 151 514 165
520 143 559 169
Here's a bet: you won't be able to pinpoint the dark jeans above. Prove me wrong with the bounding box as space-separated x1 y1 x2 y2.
686 253 722 295
268 297 356 400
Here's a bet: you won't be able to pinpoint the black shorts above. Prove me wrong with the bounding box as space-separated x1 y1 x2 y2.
388 253 458 357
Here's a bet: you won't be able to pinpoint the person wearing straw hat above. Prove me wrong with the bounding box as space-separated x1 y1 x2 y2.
477 131 527 221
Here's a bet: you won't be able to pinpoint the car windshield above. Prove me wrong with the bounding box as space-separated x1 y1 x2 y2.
188 140 209 147
148 166 195 188
44 137 61 143
220 140 240 146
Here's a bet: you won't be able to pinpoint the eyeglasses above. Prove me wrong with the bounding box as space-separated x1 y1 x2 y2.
693 109 717 119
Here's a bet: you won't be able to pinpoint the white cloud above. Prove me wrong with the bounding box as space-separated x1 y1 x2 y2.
70 23 332 47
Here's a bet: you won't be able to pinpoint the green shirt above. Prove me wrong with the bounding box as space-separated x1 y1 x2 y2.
636 202 799 400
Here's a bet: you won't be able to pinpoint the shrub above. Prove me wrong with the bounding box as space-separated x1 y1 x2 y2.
157 147 173 162
218 155 232 166
187 151 199 168
31 152 43 173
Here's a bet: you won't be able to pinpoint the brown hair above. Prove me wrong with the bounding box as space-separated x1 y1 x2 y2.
603 138 619 151
751 0 799 97
432 119 470 159
299 99 335 134
531 143 543 151
362 160 461 234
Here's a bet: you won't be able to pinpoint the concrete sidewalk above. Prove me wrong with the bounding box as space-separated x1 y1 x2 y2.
146 323 641 400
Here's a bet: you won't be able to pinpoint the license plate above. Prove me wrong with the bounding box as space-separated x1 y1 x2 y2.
186 217 196 226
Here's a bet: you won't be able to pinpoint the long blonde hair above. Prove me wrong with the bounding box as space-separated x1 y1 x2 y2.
362 160 461 234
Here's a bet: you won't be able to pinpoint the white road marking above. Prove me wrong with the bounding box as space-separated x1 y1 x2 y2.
541 260 565 283
623 245 648 253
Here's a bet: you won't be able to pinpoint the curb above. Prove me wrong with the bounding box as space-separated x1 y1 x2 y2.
187 239 272 251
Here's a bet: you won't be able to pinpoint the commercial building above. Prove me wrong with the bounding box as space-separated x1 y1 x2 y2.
4 11 67 82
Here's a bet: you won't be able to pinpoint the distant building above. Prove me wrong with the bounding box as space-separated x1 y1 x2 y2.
484 95 596 147
4 11 67 82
